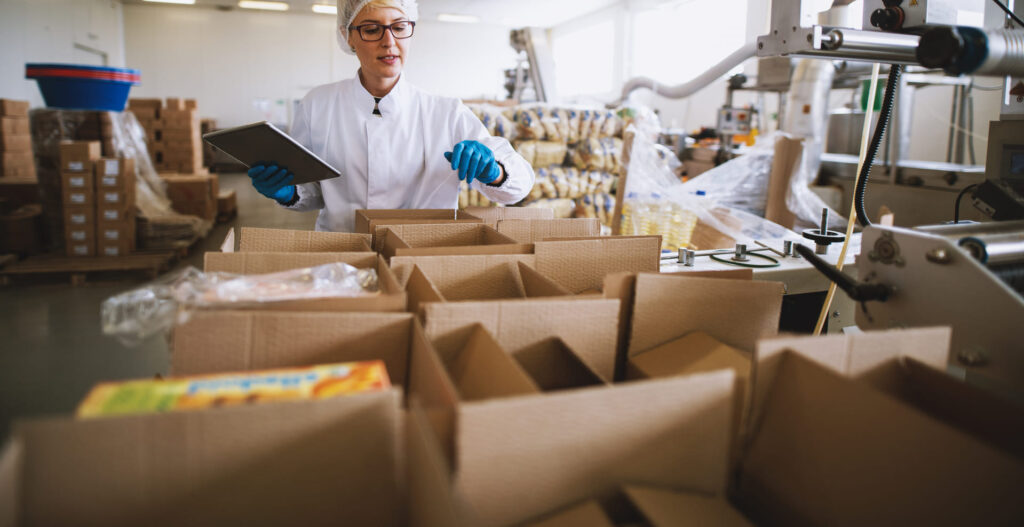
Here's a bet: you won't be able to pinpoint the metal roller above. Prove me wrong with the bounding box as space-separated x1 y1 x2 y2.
959 232 1024 266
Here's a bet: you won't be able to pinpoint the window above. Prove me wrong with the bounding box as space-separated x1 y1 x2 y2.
552 19 616 97
630 0 747 85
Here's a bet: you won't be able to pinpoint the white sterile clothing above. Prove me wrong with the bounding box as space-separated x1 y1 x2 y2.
285 75 534 232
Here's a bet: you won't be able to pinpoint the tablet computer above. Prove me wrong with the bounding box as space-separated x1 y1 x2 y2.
202 121 341 184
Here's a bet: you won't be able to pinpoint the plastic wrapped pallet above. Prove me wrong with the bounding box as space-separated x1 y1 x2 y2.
30 109 210 252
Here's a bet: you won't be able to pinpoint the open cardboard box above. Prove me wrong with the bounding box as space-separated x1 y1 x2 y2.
461 206 553 227
235 226 373 253
203 251 406 313
406 324 741 527
381 223 532 260
353 209 484 250
0 390 403 526
398 254 571 313
521 486 752 527
170 311 420 387
494 218 600 243
736 327 1024 525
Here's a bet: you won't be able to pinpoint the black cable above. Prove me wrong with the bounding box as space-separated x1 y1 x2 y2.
992 0 1024 27
855 65 902 228
954 183 980 224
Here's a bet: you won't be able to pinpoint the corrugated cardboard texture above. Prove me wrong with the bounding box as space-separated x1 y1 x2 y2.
513 338 605 391
534 237 661 294
172 311 414 385
523 501 614 527
738 352 1024 526
623 486 752 527
391 254 536 288
382 224 531 259
628 331 750 385
448 326 540 401
406 402 466 527
10 391 402 527
200 254 405 313
423 298 621 381
354 208 482 234
0 440 18 527
238 227 372 252
462 206 553 228
628 274 783 357
454 372 737 526
750 327 951 437
495 219 600 243
403 257 571 314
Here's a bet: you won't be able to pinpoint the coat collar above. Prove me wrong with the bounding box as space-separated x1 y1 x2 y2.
351 72 408 118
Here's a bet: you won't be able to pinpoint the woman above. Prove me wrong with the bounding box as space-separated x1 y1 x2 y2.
247 0 534 232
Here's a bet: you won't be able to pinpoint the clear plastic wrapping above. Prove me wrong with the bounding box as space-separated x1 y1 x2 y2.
102 263 379 345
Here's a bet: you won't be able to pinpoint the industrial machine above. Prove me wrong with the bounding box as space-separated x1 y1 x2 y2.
756 0 1024 396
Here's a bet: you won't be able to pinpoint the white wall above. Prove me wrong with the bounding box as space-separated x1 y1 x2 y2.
0 0 126 107
123 4 518 129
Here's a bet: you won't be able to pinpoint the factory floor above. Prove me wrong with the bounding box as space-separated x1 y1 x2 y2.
0 172 317 441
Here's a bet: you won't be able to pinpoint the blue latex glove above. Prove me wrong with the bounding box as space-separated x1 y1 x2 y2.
248 164 296 204
444 140 500 186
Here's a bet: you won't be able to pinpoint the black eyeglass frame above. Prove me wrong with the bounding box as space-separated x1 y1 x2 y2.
347 21 416 42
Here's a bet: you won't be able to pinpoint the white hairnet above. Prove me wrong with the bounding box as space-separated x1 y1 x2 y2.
337 0 419 54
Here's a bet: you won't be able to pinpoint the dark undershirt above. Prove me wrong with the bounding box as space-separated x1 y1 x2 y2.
372 97 382 116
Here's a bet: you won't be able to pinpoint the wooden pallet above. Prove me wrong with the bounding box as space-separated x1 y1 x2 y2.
0 252 177 286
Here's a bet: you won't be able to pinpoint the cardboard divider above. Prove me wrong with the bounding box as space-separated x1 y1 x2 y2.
406 321 740 527
390 253 535 288
202 253 406 313
401 256 572 314
4 390 402 526
737 350 1024 526
533 236 662 294
171 311 416 386
512 337 605 391
446 326 542 401
237 227 372 252
354 209 484 250
382 223 532 260
522 486 753 527
461 206 553 227
495 218 600 243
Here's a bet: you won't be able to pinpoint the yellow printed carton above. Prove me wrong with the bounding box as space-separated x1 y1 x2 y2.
76 361 390 418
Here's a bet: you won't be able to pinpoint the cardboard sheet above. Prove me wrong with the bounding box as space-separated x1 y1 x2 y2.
462 206 553 227
237 227 372 252
382 223 532 260
533 237 662 294
495 219 600 243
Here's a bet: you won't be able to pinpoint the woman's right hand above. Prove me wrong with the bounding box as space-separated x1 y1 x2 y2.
248 164 296 204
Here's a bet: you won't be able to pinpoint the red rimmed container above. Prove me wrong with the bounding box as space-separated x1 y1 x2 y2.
25 63 141 112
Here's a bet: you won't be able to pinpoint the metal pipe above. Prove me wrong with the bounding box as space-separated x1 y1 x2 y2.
608 43 758 107
810 29 921 64
959 232 1024 265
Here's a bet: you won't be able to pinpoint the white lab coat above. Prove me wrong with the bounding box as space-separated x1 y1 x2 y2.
285 74 535 232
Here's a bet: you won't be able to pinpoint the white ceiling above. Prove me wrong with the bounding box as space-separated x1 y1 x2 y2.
125 0 623 28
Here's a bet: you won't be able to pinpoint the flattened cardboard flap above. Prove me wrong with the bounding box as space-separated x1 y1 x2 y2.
628 331 751 385
238 227 372 252
406 401 466 527
447 326 541 401
496 219 600 243
750 327 951 436
738 351 1024 526
629 274 784 357
534 236 661 294
11 391 402 527
623 486 752 527
171 311 415 385
523 501 614 527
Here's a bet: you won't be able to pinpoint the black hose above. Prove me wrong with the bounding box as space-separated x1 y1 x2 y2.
855 65 903 228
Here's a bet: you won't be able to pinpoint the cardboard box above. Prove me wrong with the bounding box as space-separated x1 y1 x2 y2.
1 152 35 179
627 331 751 386
93 157 136 192
402 255 571 313
0 99 29 117
96 203 134 224
495 218 600 243
0 134 30 153
522 486 752 527
0 117 30 137
203 252 406 313
237 227 372 253
96 189 131 208
1 390 402 526
461 205 554 227
161 173 217 220
61 171 93 195
354 208 484 249
533 236 662 294
165 97 185 110
63 206 94 229
58 141 101 172
184 98 197 110
406 323 739 526
97 217 135 243
381 223 532 260
171 311 417 386
737 339 1024 526
217 189 237 218
97 238 132 257
62 186 94 208
64 223 95 257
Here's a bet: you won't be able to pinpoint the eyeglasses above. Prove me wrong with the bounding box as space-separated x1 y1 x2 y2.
348 21 416 41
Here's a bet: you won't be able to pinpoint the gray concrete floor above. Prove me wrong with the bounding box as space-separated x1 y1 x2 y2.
0 173 317 441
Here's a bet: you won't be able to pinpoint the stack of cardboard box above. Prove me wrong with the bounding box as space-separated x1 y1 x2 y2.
0 99 35 181
59 140 136 257
128 97 204 174
160 172 219 223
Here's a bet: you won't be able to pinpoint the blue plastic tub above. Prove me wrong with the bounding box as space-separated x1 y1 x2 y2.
25 63 141 112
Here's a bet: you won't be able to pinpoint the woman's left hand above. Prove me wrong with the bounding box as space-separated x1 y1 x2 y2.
444 140 500 185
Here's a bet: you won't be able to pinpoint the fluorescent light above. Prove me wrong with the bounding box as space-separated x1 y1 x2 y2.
438 13 480 24
143 0 196 4
312 3 337 15
238 1 289 11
